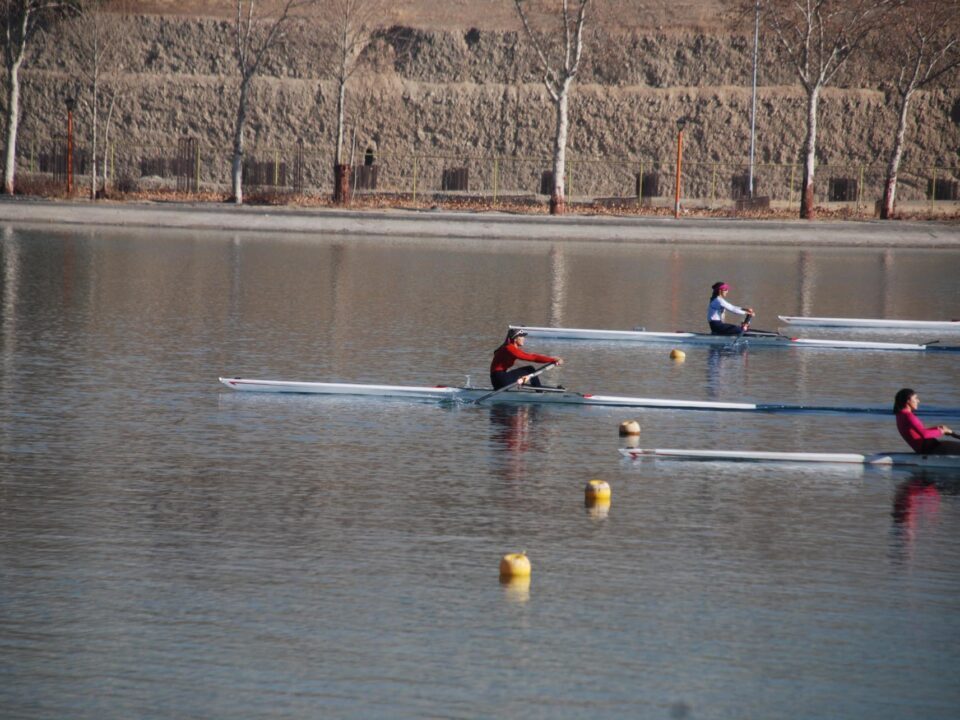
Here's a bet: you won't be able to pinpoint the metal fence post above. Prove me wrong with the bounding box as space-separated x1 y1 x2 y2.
857 164 864 214
493 156 499 203
195 142 201 193
412 155 418 202
710 163 717 205
930 167 936 212
566 161 572 200
274 150 279 186
789 163 796 206
638 159 643 205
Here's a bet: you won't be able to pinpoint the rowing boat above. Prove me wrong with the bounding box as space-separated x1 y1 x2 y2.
778 315 960 331
217 377 891 414
219 377 758 410
619 447 960 469
511 325 960 352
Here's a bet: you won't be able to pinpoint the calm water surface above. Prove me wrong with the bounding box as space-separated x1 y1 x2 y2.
1 223 959 719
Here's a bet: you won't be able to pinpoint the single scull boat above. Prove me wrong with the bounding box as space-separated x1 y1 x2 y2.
511 325 960 352
619 447 960 469
778 315 960 331
218 378 898 414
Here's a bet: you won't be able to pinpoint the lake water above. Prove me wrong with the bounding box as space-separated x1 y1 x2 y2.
1 222 959 719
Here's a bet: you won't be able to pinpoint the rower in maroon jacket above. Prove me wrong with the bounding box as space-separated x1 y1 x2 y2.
894 388 960 455
490 328 563 390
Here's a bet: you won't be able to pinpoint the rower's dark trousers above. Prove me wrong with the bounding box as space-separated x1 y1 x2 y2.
710 320 743 336
490 366 543 390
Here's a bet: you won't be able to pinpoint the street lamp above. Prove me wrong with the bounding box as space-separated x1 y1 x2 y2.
748 0 760 198
674 117 687 219
65 96 76 195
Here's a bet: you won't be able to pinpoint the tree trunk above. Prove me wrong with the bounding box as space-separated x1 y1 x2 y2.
333 163 351 205
799 85 819 220
231 79 250 205
102 93 117 197
335 76 346 166
3 61 22 195
550 85 570 216
880 91 912 220
90 73 99 201
332 76 350 205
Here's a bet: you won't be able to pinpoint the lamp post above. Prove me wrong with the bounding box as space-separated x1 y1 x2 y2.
748 0 760 198
674 117 687 219
65 96 75 195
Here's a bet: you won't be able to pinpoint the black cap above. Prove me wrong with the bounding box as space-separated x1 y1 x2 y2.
508 328 528 340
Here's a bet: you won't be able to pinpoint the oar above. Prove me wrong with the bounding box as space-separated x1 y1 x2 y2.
472 362 557 405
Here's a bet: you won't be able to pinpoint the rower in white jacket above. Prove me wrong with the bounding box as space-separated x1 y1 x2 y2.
708 282 754 335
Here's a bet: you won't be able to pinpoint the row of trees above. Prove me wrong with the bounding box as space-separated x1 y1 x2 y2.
0 0 388 204
752 0 960 219
2 1 959 218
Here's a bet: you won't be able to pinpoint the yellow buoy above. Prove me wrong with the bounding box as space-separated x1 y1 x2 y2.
499 552 531 579
584 479 612 503
618 419 641 436
670 349 686 361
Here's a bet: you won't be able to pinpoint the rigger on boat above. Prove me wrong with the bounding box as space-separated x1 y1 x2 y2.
510 325 960 352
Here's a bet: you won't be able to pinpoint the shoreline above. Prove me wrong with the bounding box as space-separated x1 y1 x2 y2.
2 197 960 248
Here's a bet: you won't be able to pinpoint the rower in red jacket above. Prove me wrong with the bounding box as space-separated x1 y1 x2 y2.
490 328 563 390
894 388 960 455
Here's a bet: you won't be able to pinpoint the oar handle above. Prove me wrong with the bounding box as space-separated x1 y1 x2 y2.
472 362 557 404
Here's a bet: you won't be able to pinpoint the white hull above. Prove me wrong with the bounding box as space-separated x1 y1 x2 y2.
778 315 960 331
512 325 959 352
219 377 761 411
619 447 960 469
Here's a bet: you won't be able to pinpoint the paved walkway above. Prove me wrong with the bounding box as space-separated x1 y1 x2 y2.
1 197 959 247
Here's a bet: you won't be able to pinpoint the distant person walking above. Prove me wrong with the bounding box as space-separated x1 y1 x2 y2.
894 388 960 455
708 282 754 335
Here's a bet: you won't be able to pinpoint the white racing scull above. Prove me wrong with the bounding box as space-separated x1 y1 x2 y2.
619 447 960 469
778 315 960 331
511 325 960 352
218 377 903 414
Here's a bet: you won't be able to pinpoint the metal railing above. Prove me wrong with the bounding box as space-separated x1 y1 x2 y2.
10 137 960 212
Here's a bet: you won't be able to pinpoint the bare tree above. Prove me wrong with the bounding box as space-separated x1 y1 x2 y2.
759 0 894 219
877 0 960 219
2 0 69 194
319 0 385 204
230 0 302 205
513 0 590 215
64 0 135 200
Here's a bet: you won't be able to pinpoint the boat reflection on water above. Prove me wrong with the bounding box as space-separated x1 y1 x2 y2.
488 404 543 483
489 404 542 453
705 344 748 400
890 470 960 565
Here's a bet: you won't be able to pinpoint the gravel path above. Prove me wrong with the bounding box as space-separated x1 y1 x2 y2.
1 197 959 248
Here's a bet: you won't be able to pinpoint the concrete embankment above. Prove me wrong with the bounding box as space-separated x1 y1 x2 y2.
1 197 959 248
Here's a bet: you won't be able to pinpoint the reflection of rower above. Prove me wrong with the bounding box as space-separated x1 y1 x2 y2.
894 388 960 455
708 282 755 335
490 328 563 390
892 474 940 527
